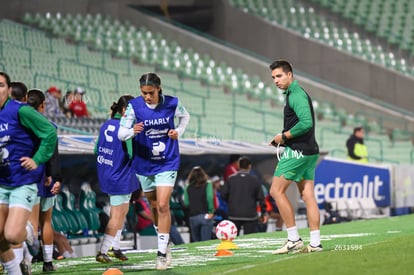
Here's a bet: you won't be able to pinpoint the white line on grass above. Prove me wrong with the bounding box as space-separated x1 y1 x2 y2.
220 254 302 274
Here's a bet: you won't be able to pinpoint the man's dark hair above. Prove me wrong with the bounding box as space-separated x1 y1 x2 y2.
11 82 28 101
238 156 251 170
353 126 364 135
0 72 11 87
269 60 293 74
27 89 45 110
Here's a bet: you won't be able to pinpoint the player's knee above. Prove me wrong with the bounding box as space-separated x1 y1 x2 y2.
4 231 23 245
157 203 170 214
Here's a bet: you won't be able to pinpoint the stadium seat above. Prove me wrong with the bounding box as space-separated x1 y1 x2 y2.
60 186 90 235
79 182 102 233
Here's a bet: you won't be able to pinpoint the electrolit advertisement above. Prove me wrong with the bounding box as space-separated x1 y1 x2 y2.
314 157 391 209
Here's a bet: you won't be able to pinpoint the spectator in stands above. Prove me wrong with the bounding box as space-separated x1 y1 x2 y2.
223 154 240 182
268 60 322 254
221 156 268 235
183 166 215 242
95 95 140 264
10 82 28 102
45 86 64 117
26 89 62 272
346 126 368 163
0 72 57 275
61 90 73 118
68 87 90 118
211 175 228 225
118 72 190 270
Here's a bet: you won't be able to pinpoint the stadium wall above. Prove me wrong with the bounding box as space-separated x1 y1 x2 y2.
2 0 412 131
209 0 414 115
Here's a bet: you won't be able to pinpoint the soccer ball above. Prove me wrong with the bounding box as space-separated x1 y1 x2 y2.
215 220 238 241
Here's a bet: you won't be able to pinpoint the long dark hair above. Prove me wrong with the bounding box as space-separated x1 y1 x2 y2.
110 94 134 118
187 166 209 187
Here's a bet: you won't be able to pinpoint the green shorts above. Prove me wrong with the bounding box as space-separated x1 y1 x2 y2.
274 147 319 182
110 194 132 207
0 184 38 211
138 171 177 192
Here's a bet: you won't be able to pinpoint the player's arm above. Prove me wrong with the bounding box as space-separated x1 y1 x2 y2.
45 142 62 182
174 101 190 137
118 103 137 141
19 105 57 165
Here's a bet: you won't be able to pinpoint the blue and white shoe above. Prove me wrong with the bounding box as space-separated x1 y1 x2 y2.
25 222 40 256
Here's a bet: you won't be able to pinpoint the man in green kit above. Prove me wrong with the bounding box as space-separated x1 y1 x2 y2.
268 60 322 254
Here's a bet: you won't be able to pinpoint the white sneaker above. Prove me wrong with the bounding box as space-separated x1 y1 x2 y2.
272 238 304 254
300 244 323 253
166 242 172 266
156 255 168 270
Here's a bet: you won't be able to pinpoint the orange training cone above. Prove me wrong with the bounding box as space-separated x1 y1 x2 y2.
215 249 234 256
102 268 123 275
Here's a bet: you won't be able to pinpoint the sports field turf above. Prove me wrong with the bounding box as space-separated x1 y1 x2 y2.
29 214 414 274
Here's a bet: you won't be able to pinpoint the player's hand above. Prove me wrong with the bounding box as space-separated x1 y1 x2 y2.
133 122 144 134
259 214 269 224
168 129 178 140
20 157 38 170
269 134 284 146
51 181 61 194
45 176 52 186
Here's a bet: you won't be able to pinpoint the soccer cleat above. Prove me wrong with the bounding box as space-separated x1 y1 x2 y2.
96 252 112 263
166 242 172 266
42 261 56 272
156 255 168 270
20 259 32 275
300 244 323 253
272 238 304 254
25 222 40 256
108 248 128 261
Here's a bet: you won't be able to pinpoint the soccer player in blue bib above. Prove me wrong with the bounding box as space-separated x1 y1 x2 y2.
0 72 57 274
96 95 140 264
26 89 62 272
118 73 190 270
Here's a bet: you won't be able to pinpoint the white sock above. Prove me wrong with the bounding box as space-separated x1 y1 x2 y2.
4 258 21 274
70 251 78 258
112 230 122 250
23 242 33 263
12 247 24 264
286 226 300 242
157 233 169 255
153 224 158 233
43 244 54 263
310 230 321 247
100 234 114 254
62 251 71 258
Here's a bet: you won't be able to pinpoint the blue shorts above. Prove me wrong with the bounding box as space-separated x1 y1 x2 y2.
137 171 177 192
110 194 132 207
0 184 38 211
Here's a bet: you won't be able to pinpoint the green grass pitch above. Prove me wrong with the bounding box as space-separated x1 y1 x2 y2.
29 214 414 274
